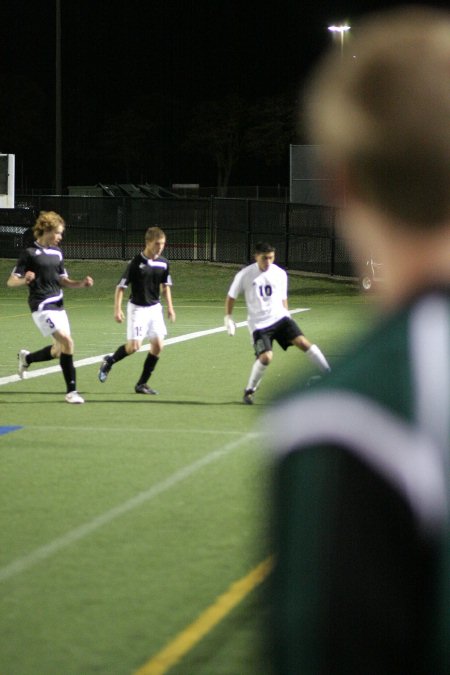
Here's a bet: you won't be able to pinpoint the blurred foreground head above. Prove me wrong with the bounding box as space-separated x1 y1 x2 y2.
305 6 450 230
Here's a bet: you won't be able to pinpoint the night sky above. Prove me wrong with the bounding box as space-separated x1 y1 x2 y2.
1 0 448 193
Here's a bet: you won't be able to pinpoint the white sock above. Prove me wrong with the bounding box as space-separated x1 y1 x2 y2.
306 344 331 372
246 359 267 391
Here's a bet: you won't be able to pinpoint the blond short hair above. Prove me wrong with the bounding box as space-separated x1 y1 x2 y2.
33 211 65 239
145 226 166 242
304 6 450 228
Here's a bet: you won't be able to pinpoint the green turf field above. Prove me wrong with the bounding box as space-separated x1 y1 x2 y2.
0 258 375 674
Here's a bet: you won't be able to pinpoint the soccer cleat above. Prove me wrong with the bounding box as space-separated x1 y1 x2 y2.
135 383 159 395
18 349 30 379
65 391 85 404
98 355 113 383
243 388 255 405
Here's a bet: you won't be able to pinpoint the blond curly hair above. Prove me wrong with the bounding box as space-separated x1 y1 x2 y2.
33 211 65 239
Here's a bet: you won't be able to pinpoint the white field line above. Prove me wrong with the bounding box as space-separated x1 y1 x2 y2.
0 309 309 386
0 432 259 583
17 425 246 435
0 310 305 579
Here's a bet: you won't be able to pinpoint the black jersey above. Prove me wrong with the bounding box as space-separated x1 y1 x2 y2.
11 242 68 312
117 253 172 306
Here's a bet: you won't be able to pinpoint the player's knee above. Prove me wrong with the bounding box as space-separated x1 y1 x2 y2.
295 336 310 352
59 334 74 353
51 344 61 358
126 342 140 354
151 340 163 357
259 351 272 366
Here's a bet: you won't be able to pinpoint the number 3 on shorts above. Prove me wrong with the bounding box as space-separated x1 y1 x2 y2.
46 317 55 329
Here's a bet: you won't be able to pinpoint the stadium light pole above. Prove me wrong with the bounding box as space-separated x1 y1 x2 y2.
328 24 350 209
328 24 351 60
55 0 62 195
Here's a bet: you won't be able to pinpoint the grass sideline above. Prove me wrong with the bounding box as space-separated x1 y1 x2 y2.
0 258 374 674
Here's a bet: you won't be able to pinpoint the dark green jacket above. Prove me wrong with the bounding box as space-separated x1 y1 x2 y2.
267 289 450 674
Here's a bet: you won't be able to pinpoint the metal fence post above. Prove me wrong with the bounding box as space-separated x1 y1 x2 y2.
330 208 336 276
246 199 252 262
118 199 126 260
284 202 290 268
209 195 215 262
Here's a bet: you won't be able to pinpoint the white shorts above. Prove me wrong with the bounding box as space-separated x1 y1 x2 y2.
127 302 167 342
32 309 71 337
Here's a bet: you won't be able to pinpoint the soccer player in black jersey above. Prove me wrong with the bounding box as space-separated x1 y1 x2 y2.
98 226 175 394
7 211 94 404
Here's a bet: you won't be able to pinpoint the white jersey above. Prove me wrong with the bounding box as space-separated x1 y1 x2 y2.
227 262 289 333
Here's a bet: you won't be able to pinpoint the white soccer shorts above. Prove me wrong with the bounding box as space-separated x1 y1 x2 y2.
32 308 71 337
126 302 167 341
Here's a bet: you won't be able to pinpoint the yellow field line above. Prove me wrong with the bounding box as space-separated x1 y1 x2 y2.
134 556 273 675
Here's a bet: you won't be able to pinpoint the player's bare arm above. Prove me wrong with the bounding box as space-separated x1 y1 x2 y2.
60 276 94 289
114 286 125 323
225 295 235 316
162 284 176 322
6 272 34 287
224 295 236 336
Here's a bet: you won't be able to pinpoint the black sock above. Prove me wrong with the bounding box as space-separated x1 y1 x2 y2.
136 354 159 386
28 345 54 364
60 353 76 393
111 345 128 364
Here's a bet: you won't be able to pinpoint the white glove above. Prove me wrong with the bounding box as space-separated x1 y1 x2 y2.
224 314 236 336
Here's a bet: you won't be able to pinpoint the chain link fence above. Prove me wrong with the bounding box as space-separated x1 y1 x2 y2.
0 196 354 276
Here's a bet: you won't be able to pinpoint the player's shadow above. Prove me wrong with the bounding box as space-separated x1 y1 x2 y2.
0 391 262 405
88 398 249 406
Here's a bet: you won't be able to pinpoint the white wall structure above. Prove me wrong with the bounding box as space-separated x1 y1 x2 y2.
0 154 15 208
